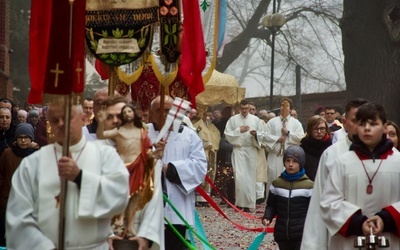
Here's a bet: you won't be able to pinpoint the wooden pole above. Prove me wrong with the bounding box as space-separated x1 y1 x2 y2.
108 66 116 97
159 86 165 128
58 0 75 248
58 95 72 250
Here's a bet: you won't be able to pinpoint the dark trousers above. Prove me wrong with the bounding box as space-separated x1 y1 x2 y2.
277 240 301 250
165 224 187 250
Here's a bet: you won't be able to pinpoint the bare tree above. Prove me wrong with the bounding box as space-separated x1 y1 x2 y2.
216 0 344 98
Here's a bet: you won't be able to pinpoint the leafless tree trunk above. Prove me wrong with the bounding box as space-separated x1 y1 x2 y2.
342 0 400 123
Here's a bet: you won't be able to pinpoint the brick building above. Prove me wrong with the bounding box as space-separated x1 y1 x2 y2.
0 0 12 98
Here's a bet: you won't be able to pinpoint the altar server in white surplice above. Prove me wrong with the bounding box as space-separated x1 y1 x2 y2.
6 101 129 250
148 96 207 250
320 102 400 250
224 99 265 211
301 98 369 250
265 98 304 199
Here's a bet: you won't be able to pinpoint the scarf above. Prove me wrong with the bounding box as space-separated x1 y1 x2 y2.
11 143 38 158
281 168 306 182
300 134 332 157
350 134 394 160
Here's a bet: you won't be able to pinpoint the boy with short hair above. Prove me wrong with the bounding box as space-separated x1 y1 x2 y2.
320 102 400 249
262 145 313 250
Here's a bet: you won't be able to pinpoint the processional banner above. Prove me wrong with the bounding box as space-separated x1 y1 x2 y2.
28 0 86 104
86 0 159 66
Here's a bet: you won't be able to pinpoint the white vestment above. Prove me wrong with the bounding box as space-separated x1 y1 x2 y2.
6 137 129 250
224 113 264 208
147 124 207 225
96 139 164 250
300 136 352 250
264 116 304 197
332 127 347 144
321 150 400 250
132 160 164 250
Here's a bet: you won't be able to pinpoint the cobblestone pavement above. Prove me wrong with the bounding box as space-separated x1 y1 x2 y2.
195 200 279 250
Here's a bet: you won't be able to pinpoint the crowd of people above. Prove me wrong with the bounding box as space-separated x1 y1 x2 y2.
1 93 400 249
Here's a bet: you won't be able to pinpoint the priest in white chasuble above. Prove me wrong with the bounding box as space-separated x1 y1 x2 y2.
6 101 129 250
320 102 400 250
224 99 265 211
264 97 304 199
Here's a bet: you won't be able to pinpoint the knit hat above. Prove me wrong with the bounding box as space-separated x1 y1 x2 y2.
29 109 39 117
15 123 35 141
283 145 305 169
18 110 28 118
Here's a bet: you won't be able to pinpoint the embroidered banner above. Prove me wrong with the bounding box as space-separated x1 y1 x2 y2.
86 0 158 66
159 0 181 63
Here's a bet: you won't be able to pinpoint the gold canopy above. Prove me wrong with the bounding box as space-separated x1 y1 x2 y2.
196 69 246 108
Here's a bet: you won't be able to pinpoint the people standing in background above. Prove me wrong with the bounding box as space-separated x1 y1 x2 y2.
28 109 47 147
325 106 342 128
385 120 400 150
82 98 94 126
300 115 332 181
0 108 16 155
17 110 28 124
0 123 39 247
212 108 222 123
84 88 109 140
248 102 257 116
194 109 221 207
290 109 298 119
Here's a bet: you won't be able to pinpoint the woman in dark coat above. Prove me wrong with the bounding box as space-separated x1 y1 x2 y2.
300 115 332 181
0 123 39 246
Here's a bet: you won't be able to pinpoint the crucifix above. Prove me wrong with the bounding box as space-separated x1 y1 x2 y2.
75 61 83 85
50 63 64 88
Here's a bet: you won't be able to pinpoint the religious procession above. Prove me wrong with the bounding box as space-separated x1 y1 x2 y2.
2 0 400 250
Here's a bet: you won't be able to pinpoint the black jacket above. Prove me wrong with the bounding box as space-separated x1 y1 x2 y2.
300 135 331 181
263 174 313 242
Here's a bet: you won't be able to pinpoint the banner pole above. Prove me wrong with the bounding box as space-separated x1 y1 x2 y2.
58 0 75 248
58 95 72 250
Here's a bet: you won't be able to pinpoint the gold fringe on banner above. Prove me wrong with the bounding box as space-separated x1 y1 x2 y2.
117 64 144 85
148 54 179 87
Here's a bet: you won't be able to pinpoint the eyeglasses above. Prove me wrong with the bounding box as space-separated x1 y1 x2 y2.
312 127 327 132
17 135 31 140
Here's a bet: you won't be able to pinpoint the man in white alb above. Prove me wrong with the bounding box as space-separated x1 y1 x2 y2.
6 99 129 249
224 99 265 211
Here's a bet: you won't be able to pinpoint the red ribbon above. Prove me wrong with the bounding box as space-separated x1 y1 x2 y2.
196 176 274 233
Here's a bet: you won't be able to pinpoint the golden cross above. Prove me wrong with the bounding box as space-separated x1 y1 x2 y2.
50 63 64 88
75 62 83 85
